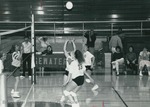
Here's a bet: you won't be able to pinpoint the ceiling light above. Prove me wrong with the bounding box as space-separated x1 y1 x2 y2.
5 19 10 22
37 11 44 15
66 1 73 10
37 6 43 10
64 28 71 33
111 14 118 18
4 11 10 14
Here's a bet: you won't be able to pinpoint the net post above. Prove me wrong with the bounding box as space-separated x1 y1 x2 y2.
31 14 36 84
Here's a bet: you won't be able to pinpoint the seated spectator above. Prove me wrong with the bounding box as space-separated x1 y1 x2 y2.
42 45 53 55
39 45 53 76
139 47 150 76
125 46 137 74
94 41 104 67
111 46 124 76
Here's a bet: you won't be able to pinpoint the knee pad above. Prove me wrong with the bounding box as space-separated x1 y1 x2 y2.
70 91 77 97
63 90 70 96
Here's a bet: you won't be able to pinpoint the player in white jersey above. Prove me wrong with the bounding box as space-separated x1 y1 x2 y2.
63 40 76 83
83 44 99 91
10 43 22 98
0 52 6 74
60 40 76 104
62 50 87 107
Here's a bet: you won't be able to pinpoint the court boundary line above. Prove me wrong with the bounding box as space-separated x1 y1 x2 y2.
112 86 128 107
21 83 34 107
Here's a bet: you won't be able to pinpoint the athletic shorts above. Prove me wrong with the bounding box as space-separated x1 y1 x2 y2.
11 66 20 77
85 66 93 71
139 60 150 68
72 76 84 86
64 70 69 76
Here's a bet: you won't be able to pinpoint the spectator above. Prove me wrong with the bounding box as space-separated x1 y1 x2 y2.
139 47 150 76
0 52 7 74
126 46 137 74
39 45 53 76
42 45 53 55
38 36 50 52
84 29 96 55
109 28 123 53
94 41 104 67
111 46 124 76
20 36 32 80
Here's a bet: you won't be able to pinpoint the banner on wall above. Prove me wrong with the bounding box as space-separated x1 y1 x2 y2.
36 54 66 67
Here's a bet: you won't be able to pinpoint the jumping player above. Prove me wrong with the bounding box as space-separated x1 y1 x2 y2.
60 39 76 103
62 50 86 107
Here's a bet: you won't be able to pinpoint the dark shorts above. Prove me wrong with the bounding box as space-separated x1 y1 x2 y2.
64 70 69 76
11 66 20 77
85 66 93 71
72 76 84 86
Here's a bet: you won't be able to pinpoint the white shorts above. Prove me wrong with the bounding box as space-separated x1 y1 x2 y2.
112 58 124 65
139 60 150 68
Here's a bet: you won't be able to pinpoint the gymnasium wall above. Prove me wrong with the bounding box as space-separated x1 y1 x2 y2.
0 35 107 53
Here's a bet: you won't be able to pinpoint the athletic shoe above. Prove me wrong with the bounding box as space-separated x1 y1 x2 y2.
116 72 119 76
11 89 14 94
12 92 20 98
85 79 91 83
139 73 143 76
91 84 99 91
85 98 92 104
60 96 65 102
112 64 116 70
11 89 19 94
20 76 25 79
92 90 99 96
29 76 31 80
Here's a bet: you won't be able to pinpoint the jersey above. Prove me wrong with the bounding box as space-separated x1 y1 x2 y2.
11 51 21 67
65 55 74 71
22 42 32 53
68 60 86 79
140 51 150 61
83 51 94 66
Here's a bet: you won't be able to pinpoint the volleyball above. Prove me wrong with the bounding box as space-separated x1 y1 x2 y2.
66 1 73 10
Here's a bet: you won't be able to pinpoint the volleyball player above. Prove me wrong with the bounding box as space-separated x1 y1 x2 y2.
10 43 22 98
60 39 76 103
83 44 99 91
0 52 6 74
62 50 86 107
